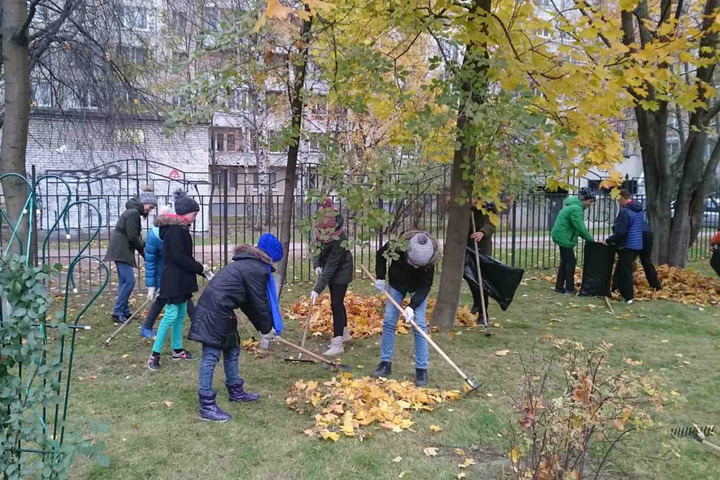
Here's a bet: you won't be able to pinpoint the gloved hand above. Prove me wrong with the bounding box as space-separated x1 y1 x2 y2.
315 267 323 277
202 264 211 275
402 306 414 323
310 291 319 304
147 287 156 302
259 328 276 350
375 279 386 293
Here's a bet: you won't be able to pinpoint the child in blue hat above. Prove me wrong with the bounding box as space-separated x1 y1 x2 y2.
188 233 284 422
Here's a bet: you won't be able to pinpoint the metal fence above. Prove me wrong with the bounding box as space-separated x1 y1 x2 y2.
7 159 720 292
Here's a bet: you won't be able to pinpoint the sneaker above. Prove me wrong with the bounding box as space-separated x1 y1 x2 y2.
172 349 196 361
371 361 392 378
625 299 633 305
553 288 565 294
415 368 429 387
564 289 576 295
140 326 156 340
148 355 160 371
111 315 128 324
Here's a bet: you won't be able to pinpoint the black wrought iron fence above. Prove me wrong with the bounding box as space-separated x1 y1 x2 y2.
8 159 719 292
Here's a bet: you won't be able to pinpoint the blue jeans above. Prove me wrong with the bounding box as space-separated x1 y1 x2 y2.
198 344 242 396
113 262 135 318
380 286 429 369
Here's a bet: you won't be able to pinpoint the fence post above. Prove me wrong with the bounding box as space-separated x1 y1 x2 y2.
223 169 229 266
511 198 517 268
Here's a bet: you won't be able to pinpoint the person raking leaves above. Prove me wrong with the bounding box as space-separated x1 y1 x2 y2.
188 233 284 423
372 231 440 387
551 187 595 295
147 190 208 370
605 189 644 304
310 198 353 357
465 201 496 325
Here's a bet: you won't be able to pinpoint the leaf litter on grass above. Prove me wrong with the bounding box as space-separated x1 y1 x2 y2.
287 374 461 440
541 265 720 306
287 293 478 339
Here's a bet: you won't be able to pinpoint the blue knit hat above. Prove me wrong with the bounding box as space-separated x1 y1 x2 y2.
257 233 283 262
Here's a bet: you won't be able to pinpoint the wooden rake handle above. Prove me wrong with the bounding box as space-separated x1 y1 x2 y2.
360 265 476 388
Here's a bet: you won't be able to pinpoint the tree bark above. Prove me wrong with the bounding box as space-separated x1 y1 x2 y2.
1 0 32 257
275 9 312 297
431 0 489 330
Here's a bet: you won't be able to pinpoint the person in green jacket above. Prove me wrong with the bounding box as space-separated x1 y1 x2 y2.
550 188 595 294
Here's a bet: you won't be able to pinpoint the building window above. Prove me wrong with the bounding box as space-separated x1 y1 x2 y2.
66 87 98 110
254 171 278 190
205 7 221 31
537 28 551 39
119 45 146 64
170 10 187 33
115 128 145 144
307 133 321 152
228 89 249 111
121 6 149 30
537 0 551 6
212 130 243 152
31 81 53 108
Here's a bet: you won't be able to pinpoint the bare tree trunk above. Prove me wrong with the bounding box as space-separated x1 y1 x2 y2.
1 0 31 256
431 0 489 331
276 9 312 297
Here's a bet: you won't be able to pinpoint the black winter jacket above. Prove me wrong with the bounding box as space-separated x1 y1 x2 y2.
189 245 275 349
104 198 146 267
157 215 204 304
376 230 440 309
313 230 354 293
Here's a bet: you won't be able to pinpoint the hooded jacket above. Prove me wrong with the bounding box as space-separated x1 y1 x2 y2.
376 230 440 309
156 215 204 303
104 197 146 267
313 215 354 292
144 222 164 288
607 200 644 250
189 245 275 349
551 197 593 248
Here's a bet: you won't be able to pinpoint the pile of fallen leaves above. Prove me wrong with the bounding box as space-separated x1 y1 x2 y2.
542 265 720 306
286 374 461 441
287 293 478 339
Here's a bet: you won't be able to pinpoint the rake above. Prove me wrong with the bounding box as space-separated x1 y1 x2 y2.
671 425 719 453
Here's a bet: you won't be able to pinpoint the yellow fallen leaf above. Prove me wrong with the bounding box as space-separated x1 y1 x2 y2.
303 429 315 437
423 447 438 457
429 425 442 433
320 430 340 442
509 445 521 463
670 390 680 396
457 474 466 479
495 349 510 356
163 400 174 408
392 456 402 463
399 472 409 478
458 458 475 468
454 448 465 456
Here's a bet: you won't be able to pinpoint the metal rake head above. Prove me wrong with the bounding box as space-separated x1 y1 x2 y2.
671 425 715 438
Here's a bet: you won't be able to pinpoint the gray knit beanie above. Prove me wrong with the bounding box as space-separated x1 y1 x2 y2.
139 185 156 206
407 233 434 267
173 189 200 215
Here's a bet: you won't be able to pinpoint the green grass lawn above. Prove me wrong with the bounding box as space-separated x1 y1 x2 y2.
65 271 720 480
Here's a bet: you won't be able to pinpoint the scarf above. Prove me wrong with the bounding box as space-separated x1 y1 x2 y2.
266 266 284 335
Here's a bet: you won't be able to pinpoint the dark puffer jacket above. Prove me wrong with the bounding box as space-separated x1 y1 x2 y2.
104 198 146 267
376 230 440 309
607 200 644 250
189 245 275 349
157 215 204 304
313 221 354 293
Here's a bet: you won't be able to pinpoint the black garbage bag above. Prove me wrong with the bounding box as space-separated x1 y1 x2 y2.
463 248 525 311
711 249 720 278
579 242 615 297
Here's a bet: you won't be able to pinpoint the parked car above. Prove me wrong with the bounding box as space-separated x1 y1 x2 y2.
670 194 720 227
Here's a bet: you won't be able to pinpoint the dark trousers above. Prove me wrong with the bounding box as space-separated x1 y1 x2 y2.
329 283 348 337
143 297 196 329
466 279 489 320
556 247 576 292
614 249 640 301
640 232 661 290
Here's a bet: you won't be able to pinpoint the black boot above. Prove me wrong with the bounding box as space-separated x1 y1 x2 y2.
415 369 428 387
371 361 392 378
